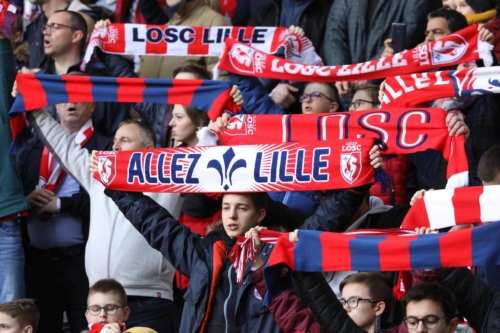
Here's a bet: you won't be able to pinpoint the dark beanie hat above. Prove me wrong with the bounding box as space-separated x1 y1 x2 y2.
465 0 496 13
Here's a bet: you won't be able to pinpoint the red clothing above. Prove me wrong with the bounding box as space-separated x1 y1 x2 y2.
370 155 411 205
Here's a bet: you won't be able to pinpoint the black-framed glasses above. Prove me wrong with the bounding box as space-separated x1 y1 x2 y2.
348 99 380 110
87 304 123 316
339 297 379 309
43 22 78 33
299 91 334 103
404 315 448 330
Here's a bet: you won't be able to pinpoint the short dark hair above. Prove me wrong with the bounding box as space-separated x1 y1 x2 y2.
118 119 156 147
340 272 395 315
427 8 468 33
478 145 500 182
172 65 212 80
53 10 89 51
401 282 456 323
0 299 40 332
89 279 128 307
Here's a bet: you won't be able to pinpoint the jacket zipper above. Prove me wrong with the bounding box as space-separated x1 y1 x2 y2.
223 268 233 333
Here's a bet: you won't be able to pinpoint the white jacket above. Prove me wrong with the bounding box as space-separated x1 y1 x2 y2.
29 110 183 300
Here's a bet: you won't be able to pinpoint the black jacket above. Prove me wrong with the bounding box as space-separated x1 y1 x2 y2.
107 190 280 333
247 0 333 58
16 131 112 245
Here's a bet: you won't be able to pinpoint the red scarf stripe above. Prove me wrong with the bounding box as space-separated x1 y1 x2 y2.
402 186 500 229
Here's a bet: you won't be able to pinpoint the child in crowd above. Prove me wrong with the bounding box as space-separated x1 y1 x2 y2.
0 299 40 333
82 279 156 333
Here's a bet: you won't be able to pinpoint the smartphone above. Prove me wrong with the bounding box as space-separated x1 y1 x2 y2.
390 22 406 54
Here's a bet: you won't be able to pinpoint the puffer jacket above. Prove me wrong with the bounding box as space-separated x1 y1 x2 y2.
107 190 281 333
370 155 411 205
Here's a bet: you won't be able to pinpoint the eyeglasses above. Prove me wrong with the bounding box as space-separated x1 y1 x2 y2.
43 22 78 33
348 99 380 110
87 304 123 316
339 297 379 309
404 315 448 330
299 91 334 103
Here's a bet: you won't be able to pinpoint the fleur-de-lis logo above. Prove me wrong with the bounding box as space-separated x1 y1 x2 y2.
207 148 247 191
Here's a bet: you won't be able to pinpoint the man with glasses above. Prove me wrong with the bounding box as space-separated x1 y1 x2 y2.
19 9 132 137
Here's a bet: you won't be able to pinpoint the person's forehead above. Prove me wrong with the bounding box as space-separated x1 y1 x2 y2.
0 312 19 325
88 292 121 305
304 82 330 94
406 299 445 317
115 123 141 138
222 193 253 205
48 11 70 24
352 89 372 102
427 17 449 31
341 282 371 297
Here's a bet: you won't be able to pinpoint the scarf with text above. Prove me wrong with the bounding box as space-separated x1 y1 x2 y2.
402 185 500 230
215 109 468 189
381 66 500 108
218 24 493 82
82 24 322 71
0 0 20 39
9 74 239 148
38 120 94 192
92 139 382 193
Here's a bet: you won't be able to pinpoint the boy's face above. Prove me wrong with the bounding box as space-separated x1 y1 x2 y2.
405 299 458 333
85 292 130 326
222 194 265 238
0 312 31 333
301 83 338 114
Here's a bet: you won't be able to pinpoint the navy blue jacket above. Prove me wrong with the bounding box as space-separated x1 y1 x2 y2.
107 190 280 333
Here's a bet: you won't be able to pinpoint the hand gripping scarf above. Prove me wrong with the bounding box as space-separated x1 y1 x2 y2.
9 74 239 148
263 222 500 282
93 139 383 193
401 185 500 230
214 109 469 189
218 24 493 82
381 66 500 108
82 25 322 71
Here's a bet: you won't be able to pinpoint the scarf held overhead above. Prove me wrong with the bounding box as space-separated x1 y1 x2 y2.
93 140 378 193
402 185 500 230
266 222 500 274
82 24 322 70
215 109 468 189
218 24 493 82
9 74 239 144
381 66 500 108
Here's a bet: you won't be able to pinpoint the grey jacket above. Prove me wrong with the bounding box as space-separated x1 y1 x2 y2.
28 109 183 299
323 0 441 66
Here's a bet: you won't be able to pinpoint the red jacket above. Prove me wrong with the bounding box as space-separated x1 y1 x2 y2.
370 155 411 205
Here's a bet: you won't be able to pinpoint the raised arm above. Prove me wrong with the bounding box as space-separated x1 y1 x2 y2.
105 189 201 278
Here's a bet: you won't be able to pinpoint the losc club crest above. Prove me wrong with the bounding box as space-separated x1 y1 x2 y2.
431 34 468 65
229 44 256 74
224 115 248 135
97 155 116 186
341 151 362 184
